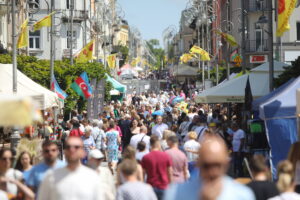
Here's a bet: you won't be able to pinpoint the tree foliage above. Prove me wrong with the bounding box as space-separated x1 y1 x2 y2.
146 39 165 70
0 54 112 114
274 57 299 87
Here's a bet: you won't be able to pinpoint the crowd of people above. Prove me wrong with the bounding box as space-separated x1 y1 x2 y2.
0 91 299 200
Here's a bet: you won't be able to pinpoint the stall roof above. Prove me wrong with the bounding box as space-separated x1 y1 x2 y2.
173 64 198 77
0 64 59 109
105 73 127 93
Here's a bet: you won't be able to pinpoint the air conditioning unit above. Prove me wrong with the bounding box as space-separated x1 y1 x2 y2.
0 0 6 5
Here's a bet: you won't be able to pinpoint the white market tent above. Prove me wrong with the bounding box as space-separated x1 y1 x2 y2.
195 61 288 103
0 64 60 109
173 64 198 77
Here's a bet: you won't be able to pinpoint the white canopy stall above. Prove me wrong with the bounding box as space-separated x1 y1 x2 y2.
195 61 288 103
0 64 60 109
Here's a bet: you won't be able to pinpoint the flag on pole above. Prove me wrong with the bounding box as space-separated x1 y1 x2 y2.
71 72 93 99
276 0 297 37
107 54 117 68
17 19 28 49
180 53 194 63
51 75 68 100
33 11 56 31
216 31 238 47
75 40 94 63
190 45 210 61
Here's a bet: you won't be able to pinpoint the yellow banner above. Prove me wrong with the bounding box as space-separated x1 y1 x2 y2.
107 54 117 68
75 40 94 63
17 19 28 49
276 0 297 37
33 11 56 31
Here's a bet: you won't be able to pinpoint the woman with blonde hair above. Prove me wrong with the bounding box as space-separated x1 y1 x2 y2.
268 160 300 200
288 141 300 193
183 131 200 173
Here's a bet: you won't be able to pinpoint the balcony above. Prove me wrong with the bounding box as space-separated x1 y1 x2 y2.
245 39 270 53
245 0 269 12
61 10 89 23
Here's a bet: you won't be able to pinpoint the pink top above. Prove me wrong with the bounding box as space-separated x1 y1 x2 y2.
165 148 188 183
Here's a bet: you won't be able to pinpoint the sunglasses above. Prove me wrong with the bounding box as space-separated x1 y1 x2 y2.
43 149 57 154
65 145 83 150
0 157 13 161
201 162 223 170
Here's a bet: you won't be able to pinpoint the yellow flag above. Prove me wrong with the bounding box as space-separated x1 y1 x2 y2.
180 53 194 63
190 45 210 61
107 54 117 68
216 31 238 47
33 11 56 31
17 19 28 49
277 0 297 37
75 40 94 63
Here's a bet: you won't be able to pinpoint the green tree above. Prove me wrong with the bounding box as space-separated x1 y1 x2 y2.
0 54 112 115
146 39 165 70
274 57 299 87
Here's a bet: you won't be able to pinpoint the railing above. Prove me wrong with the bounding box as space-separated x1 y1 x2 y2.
61 10 89 22
245 39 270 53
245 0 269 12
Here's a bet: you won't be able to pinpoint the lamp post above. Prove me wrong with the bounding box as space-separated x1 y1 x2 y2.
256 3 274 92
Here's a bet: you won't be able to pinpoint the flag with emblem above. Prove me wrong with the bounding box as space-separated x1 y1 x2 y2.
107 54 117 68
51 75 68 100
75 40 95 63
33 11 56 31
71 72 93 99
17 19 28 49
277 0 297 37
190 45 210 61
180 53 194 63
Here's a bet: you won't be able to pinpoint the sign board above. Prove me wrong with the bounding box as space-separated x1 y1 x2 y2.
87 79 105 120
250 55 268 63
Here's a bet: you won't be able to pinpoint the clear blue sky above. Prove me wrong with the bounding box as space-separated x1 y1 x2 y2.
118 0 187 47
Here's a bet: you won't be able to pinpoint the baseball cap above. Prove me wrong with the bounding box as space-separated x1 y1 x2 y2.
88 149 104 159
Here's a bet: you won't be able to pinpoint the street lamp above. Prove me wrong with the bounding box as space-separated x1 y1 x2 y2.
256 2 274 92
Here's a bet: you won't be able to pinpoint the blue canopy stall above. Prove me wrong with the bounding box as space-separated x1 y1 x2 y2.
259 77 300 177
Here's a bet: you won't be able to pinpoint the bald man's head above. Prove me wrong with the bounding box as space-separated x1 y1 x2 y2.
198 136 229 182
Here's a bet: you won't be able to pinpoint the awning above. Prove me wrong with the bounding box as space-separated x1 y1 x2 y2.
105 73 127 93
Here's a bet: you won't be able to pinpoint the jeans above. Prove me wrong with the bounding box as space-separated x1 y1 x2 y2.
232 152 244 177
153 187 165 200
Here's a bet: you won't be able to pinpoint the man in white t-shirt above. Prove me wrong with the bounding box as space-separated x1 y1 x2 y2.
130 126 150 151
151 116 168 140
231 123 246 177
38 137 104 200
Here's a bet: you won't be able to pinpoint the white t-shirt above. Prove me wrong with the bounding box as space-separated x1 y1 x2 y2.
188 113 197 121
268 192 300 200
3 168 23 196
136 151 149 161
130 133 150 151
0 190 8 200
184 140 201 162
232 129 246 152
38 165 104 200
151 123 168 139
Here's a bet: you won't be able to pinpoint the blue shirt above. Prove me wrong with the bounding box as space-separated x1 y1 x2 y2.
26 160 65 190
163 176 255 200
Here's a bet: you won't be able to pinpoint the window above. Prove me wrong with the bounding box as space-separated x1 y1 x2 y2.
297 22 300 41
66 0 70 9
67 31 77 49
29 30 41 49
255 29 262 51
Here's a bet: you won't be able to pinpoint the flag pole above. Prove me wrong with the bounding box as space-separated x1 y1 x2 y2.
12 0 17 93
50 0 55 88
70 0 74 65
